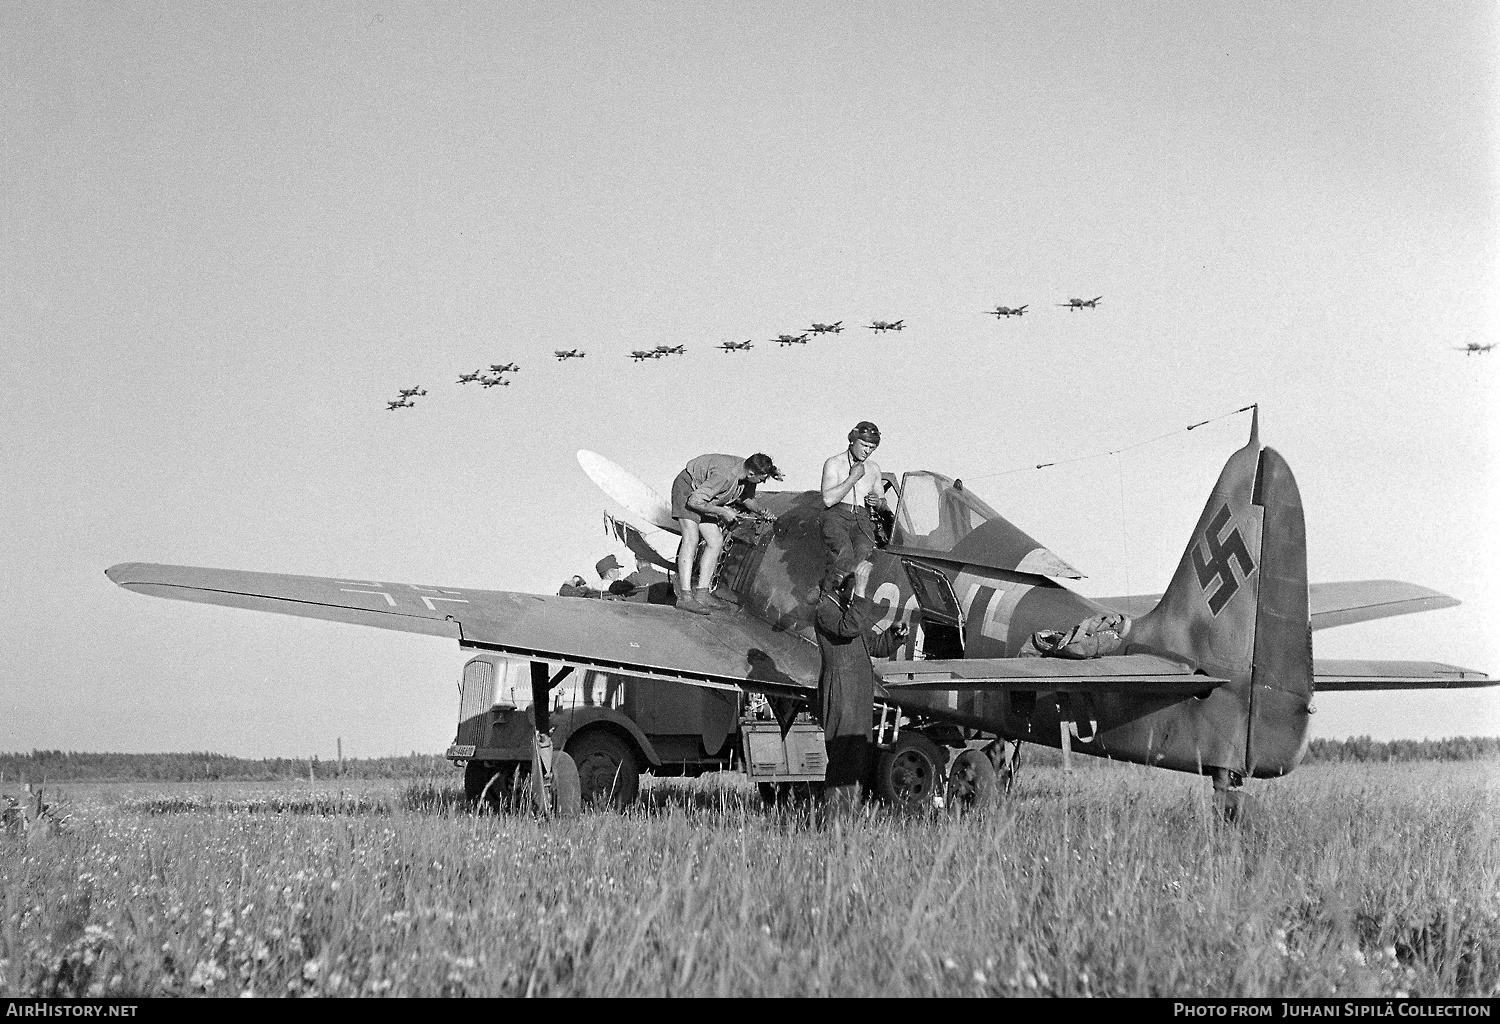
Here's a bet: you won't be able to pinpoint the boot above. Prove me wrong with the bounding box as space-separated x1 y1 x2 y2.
695 587 733 610
673 584 710 616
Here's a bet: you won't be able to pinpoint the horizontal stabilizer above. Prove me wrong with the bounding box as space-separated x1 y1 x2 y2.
107 562 819 696
1097 580 1460 631
876 654 1228 695
1313 659 1491 691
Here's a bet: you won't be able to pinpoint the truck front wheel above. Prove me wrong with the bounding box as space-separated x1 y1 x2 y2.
464 760 527 812
566 730 641 808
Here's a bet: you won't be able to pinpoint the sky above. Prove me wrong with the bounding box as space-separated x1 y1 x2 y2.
2 1 1496 758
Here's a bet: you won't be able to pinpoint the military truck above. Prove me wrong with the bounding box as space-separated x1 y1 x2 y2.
445 650 992 810
445 653 780 807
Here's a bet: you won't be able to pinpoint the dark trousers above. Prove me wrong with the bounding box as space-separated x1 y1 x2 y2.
821 505 877 588
823 735 871 788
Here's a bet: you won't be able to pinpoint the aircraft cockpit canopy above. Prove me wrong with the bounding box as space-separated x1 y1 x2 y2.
889 471 999 552
887 471 1083 579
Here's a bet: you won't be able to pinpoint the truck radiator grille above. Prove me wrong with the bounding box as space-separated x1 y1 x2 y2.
458 660 496 721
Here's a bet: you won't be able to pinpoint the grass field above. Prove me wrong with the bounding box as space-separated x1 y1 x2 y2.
2 759 1496 997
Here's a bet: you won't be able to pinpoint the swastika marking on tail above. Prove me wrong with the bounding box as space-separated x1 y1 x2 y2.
1191 504 1256 615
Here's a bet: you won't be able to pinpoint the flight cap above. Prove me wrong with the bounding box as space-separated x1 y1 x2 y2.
595 554 622 577
745 453 783 480
848 421 881 445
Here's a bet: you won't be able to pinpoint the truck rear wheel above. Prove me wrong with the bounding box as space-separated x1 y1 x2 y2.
566 730 640 808
872 733 945 809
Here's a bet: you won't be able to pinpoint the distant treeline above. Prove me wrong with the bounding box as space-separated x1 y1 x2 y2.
1302 735 1499 763
0 751 454 783
2 736 1496 782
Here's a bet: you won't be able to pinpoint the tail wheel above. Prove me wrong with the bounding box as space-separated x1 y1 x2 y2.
566 730 641 808
945 749 998 810
872 733 946 808
986 739 1023 794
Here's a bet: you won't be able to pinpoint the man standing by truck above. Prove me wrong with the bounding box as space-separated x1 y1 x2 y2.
814 559 907 809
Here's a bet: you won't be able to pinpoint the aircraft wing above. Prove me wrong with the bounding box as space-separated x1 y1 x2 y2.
875 654 1228 695
1095 580 1459 630
1312 660 1489 691
106 562 818 697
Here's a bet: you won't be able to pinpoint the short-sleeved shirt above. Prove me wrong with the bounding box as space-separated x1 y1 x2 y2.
684 454 753 507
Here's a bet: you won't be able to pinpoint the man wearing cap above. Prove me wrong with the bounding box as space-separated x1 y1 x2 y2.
671 452 781 614
594 554 638 597
820 421 887 591
814 559 908 808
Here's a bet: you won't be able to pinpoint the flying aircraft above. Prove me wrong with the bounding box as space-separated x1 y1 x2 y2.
629 350 663 362
1453 343 1495 356
718 340 753 352
807 322 843 334
985 305 1028 318
385 399 413 410
397 387 427 399
773 334 809 346
866 320 905 332
457 371 482 384
1058 296 1103 310
554 350 585 361
653 345 686 356
107 412 1489 818
478 375 511 388
490 363 520 374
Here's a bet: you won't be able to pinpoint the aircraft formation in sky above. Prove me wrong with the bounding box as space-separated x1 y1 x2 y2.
385 386 426 411
630 345 689 361
380 296 1135 407
455 363 520 390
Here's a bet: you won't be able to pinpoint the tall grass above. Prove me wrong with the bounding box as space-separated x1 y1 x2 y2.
1 761 1495 997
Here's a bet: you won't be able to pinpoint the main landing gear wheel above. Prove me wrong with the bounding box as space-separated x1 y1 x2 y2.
945 749 997 811
873 733 946 808
567 730 640 808
531 750 582 818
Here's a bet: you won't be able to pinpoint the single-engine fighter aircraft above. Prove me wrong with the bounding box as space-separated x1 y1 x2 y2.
1059 296 1103 310
985 305 1028 318
774 334 809 346
653 345 685 356
397 387 427 398
866 320 905 332
1453 343 1495 356
554 350 585 360
478 375 511 388
808 322 844 334
630 350 662 362
385 398 413 410
719 340 753 352
490 363 519 373
457 371 482 384
108 412 1489 817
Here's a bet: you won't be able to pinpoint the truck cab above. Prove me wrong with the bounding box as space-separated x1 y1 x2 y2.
446 654 749 807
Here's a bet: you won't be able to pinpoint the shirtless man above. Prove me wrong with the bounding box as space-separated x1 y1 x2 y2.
820 421 887 591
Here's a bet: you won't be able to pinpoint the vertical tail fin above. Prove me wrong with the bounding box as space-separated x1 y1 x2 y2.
1133 425 1312 777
